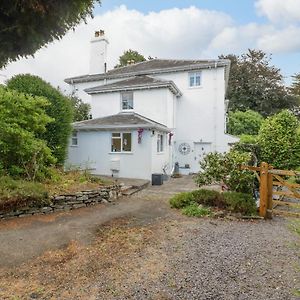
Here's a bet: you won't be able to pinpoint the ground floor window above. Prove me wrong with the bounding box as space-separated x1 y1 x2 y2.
111 132 132 152
71 131 78 146
157 133 164 152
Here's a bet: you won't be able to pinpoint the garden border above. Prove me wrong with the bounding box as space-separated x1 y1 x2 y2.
0 185 121 220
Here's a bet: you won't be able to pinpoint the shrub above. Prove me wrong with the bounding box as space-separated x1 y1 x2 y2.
182 203 211 217
191 189 224 207
0 176 49 212
7 74 73 165
227 110 264 136
195 150 255 194
0 86 55 179
169 192 195 209
258 110 300 170
223 192 257 215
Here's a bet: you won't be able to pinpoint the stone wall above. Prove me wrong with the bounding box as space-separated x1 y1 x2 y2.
0 185 121 220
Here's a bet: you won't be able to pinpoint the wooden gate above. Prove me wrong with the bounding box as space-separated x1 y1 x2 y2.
241 162 300 219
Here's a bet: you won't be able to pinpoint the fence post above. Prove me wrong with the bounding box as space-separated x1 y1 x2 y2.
259 162 269 218
266 165 273 219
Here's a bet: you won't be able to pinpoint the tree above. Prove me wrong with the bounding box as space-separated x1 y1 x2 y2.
227 110 264 136
289 73 300 117
0 0 100 67
115 49 146 68
258 110 300 169
0 86 55 179
7 74 73 165
220 50 297 116
68 93 91 121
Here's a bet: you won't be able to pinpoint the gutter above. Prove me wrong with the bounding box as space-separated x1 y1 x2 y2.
65 60 231 84
84 82 182 97
73 123 169 132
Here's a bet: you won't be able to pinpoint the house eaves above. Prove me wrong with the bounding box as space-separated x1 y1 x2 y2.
72 112 170 132
84 80 182 97
65 59 230 85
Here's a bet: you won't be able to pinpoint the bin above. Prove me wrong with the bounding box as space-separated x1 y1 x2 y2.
152 173 163 185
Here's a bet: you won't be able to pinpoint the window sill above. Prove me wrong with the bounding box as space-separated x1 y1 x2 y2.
70 145 78 147
109 152 133 155
188 86 202 89
157 152 165 155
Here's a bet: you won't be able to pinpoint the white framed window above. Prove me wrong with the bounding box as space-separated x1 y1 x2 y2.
71 131 78 146
111 132 132 152
121 92 134 110
189 72 201 87
157 134 164 153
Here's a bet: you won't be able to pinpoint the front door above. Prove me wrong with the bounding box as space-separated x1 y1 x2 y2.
192 143 212 173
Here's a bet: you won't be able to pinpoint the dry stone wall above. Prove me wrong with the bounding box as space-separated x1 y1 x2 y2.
0 185 121 220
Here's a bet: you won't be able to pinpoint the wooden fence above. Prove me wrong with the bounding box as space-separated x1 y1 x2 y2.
241 162 300 219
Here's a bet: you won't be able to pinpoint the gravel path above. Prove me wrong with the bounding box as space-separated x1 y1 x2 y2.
120 218 300 300
0 176 299 299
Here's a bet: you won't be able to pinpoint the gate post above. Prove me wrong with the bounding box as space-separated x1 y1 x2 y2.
259 162 269 218
266 165 273 219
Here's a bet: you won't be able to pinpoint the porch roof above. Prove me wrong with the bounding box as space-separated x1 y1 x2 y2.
73 112 169 132
84 75 182 96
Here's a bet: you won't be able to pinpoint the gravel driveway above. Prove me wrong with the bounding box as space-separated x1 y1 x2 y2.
0 176 299 299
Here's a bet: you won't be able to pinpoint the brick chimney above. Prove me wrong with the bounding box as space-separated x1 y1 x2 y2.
89 30 109 74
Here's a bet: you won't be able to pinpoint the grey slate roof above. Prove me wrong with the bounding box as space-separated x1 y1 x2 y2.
65 58 230 84
73 112 169 131
84 75 182 96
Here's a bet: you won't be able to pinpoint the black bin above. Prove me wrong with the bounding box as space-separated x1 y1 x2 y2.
152 173 163 185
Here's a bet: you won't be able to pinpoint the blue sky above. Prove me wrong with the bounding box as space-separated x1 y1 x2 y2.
2 0 300 87
97 0 258 24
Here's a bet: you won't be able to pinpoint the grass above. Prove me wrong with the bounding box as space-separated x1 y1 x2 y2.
182 203 211 217
43 168 111 196
0 176 49 212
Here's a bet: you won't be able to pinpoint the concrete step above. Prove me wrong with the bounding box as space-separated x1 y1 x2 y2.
121 180 150 196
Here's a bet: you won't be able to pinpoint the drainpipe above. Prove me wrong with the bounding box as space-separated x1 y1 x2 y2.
213 61 218 151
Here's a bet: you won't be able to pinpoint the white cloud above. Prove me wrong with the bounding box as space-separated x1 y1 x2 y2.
207 23 273 54
257 26 300 53
1 5 300 91
255 0 300 23
1 6 232 91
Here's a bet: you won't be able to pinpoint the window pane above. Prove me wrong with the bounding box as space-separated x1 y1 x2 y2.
122 133 132 151
189 75 194 87
111 137 121 152
127 99 133 109
72 131 77 138
121 92 134 110
112 133 121 137
156 134 160 152
195 73 201 86
160 134 164 152
71 138 78 146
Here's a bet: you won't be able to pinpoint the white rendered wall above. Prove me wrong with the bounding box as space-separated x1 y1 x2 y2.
66 129 154 180
152 68 232 172
91 88 176 128
150 132 172 175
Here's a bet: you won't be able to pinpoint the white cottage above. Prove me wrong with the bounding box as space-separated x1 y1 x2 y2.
65 31 238 180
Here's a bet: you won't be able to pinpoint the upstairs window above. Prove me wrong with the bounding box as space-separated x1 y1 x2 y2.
121 92 134 110
157 134 164 153
71 131 78 146
111 132 132 152
189 72 201 87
